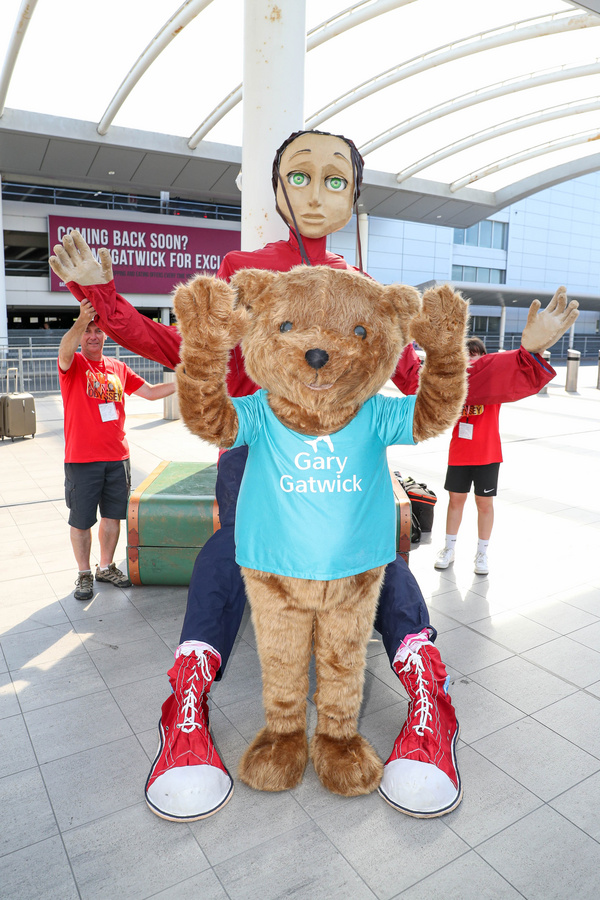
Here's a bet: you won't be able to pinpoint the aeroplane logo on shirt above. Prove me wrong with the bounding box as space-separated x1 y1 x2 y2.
86 369 124 403
279 433 362 494
304 435 334 454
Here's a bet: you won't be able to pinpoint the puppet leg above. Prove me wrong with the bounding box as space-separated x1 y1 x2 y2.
379 631 462 817
145 642 233 821
238 569 313 791
310 568 385 796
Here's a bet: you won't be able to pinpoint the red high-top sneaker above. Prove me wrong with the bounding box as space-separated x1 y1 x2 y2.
145 642 234 821
379 636 462 817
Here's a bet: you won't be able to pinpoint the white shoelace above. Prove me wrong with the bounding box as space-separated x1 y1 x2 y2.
402 651 433 737
177 650 213 733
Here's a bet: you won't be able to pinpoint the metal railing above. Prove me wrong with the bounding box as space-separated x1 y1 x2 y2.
2 181 241 221
473 333 600 357
0 348 166 394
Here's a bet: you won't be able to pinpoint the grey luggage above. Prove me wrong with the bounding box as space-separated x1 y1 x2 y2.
0 368 36 441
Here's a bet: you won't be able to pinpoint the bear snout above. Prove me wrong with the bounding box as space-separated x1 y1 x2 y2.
305 348 329 370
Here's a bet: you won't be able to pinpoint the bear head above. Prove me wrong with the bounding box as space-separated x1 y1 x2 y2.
232 265 420 435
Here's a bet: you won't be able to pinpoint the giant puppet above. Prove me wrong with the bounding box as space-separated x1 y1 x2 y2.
50 129 577 822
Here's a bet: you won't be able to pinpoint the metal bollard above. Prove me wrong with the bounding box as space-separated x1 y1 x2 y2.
538 350 551 394
565 348 580 393
162 368 180 420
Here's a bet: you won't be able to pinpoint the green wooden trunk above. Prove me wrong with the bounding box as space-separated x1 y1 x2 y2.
127 461 219 585
127 460 412 587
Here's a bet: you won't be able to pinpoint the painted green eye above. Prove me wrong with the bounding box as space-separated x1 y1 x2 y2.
287 172 310 187
354 325 367 339
325 176 348 192
280 321 293 333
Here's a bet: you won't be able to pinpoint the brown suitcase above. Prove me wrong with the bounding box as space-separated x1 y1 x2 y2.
0 368 36 441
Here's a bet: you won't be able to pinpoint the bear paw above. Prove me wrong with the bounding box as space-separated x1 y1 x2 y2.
411 284 468 357
310 732 383 796
238 728 308 791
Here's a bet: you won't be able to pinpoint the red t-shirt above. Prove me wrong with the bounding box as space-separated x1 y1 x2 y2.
59 353 144 463
448 401 502 466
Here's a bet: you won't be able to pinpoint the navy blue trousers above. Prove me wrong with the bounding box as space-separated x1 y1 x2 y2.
180 447 435 677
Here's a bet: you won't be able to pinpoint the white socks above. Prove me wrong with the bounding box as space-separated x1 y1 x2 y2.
445 534 458 551
477 539 489 555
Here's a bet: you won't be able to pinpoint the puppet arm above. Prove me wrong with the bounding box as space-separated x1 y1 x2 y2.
390 343 421 395
465 348 556 404
174 275 247 448
409 284 469 442
50 230 182 369
467 287 578 404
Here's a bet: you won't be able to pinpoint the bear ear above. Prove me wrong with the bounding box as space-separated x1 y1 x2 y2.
231 268 279 312
384 283 422 338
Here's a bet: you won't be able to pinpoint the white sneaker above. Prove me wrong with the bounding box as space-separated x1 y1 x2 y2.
474 551 489 575
434 547 455 569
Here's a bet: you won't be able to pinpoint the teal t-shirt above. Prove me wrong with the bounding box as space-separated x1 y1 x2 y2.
231 390 417 580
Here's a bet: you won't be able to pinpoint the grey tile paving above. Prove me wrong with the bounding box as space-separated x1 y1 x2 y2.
1 375 600 898
477 805 600 900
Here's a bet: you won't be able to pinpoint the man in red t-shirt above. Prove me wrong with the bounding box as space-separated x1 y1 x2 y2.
58 300 176 601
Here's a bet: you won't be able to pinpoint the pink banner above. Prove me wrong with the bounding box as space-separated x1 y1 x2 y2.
49 215 240 294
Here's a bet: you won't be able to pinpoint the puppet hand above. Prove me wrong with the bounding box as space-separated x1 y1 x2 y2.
410 284 468 358
49 230 113 286
521 287 579 353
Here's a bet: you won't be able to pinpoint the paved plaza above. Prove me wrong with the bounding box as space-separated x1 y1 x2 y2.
1 362 600 899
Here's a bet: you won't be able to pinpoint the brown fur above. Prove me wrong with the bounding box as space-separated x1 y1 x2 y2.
174 265 467 797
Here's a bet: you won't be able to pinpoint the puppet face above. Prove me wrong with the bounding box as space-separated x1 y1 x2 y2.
80 322 106 361
275 134 355 239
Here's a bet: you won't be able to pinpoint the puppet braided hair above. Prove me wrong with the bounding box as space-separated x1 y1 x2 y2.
271 129 365 203
271 129 366 270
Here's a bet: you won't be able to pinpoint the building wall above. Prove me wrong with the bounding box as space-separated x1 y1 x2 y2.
327 171 600 338
3 170 600 339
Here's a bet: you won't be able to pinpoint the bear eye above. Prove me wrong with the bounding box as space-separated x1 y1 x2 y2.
287 172 310 187
280 321 293 333
354 325 367 339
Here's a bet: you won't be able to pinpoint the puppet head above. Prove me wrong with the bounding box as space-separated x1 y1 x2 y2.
272 130 364 243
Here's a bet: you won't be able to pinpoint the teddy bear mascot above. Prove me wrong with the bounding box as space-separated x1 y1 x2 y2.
173 261 469 801
49 128 574 823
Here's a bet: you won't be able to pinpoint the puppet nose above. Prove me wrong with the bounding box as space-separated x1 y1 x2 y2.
305 348 329 370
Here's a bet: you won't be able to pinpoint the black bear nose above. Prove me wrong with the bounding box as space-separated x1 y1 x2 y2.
305 348 329 370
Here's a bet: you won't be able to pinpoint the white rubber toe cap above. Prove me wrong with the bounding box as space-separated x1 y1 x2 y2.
146 764 233 822
379 758 461 818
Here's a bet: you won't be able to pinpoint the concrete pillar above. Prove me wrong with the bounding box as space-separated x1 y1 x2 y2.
0 174 8 351
241 0 307 252
498 306 506 351
161 307 171 326
357 213 369 271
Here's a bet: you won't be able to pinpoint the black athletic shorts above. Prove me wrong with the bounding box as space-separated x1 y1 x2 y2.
64 459 131 529
444 462 500 497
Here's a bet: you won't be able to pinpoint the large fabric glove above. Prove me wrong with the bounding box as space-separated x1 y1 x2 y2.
521 286 579 353
49 230 113 285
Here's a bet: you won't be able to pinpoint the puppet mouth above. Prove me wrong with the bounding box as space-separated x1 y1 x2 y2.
307 383 333 391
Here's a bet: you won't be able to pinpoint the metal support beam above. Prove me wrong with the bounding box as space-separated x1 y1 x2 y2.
0 0 39 117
